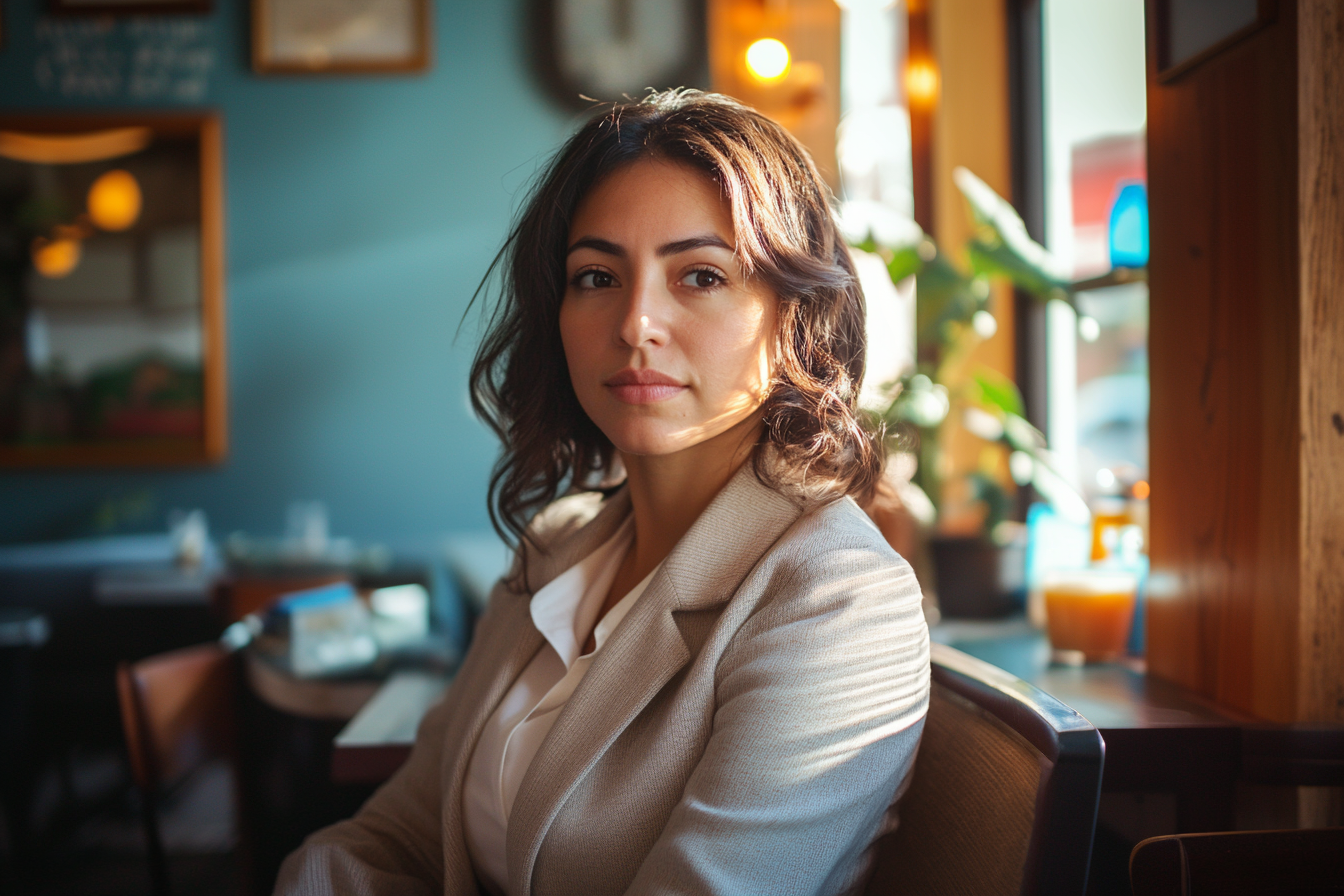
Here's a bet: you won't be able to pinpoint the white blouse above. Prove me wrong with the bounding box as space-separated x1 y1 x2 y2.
462 516 657 893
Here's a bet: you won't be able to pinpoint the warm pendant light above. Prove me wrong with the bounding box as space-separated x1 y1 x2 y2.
746 38 791 81
88 169 143 232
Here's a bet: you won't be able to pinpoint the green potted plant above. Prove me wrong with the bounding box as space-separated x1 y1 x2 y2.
856 168 1096 617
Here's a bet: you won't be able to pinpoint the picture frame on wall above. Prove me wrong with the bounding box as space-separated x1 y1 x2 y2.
252 0 431 74
49 0 213 14
0 114 227 468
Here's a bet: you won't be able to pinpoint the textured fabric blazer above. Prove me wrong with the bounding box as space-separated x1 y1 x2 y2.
275 464 931 896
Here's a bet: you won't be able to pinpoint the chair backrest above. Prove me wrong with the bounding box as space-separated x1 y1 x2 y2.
117 642 237 792
117 642 241 896
1130 827 1344 896
866 642 1105 896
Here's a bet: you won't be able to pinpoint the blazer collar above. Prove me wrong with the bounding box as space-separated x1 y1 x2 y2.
505 463 804 895
520 488 633 595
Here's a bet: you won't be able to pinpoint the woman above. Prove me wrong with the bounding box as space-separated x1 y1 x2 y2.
276 90 930 896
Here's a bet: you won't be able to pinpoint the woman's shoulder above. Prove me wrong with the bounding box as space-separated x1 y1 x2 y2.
722 493 929 686
761 495 922 611
779 495 907 566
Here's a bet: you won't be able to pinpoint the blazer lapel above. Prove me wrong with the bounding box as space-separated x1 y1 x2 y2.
431 586 539 891
437 489 632 886
505 466 803 895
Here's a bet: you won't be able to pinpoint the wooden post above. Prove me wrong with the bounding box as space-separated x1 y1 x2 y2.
1145 0 1344 741
1296 0 1344 731
927 0 1017 521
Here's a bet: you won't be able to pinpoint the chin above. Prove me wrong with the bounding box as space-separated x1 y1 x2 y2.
600 421 689 458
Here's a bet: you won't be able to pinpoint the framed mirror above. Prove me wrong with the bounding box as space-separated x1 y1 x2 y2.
0 114 226 467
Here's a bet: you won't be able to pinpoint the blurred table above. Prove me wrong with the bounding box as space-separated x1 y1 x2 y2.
932 617 1344 831
330 671 453 784
314 613 1344 823
239 646 428 889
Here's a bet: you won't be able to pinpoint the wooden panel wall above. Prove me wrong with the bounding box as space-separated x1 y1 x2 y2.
1297 0 1344 725
1146 0 1344 726
1145 0 1299 721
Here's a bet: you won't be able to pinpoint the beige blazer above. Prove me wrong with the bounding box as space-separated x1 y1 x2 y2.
275 464 931 896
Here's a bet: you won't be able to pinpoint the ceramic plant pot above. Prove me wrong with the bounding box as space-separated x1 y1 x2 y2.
929 534 1027 618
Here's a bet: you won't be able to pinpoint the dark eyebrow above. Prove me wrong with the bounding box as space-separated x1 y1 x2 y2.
566 237 625 257
565 234 734 258
657 235 734 257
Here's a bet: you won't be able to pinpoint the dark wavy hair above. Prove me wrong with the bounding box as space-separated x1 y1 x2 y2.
469 89 884 548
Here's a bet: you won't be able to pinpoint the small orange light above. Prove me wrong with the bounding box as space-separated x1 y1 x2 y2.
746 38 791 82
88 169 142 232
1133 480 1151 500
32 237 82 279
905 58 940 106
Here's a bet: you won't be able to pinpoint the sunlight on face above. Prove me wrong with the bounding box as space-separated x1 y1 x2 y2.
559 159 778 459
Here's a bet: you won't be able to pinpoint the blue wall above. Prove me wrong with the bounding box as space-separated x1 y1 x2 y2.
0 0 575 545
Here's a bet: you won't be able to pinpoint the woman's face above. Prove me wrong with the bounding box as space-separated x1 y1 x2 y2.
560 159 778 459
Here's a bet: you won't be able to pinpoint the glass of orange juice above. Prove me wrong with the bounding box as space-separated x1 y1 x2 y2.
1041 569 1139 664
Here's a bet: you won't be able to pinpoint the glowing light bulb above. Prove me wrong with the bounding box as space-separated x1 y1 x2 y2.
746 38 791 82
88 169 142 231
32 237 82 279
905 59 939 106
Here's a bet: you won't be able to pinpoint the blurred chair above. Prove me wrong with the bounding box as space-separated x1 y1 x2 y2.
1130 827 1344 896
117 643 246 896
866 642 1105 896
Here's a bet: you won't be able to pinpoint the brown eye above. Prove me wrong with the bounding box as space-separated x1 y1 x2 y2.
575 270 616 289
680 269 724 289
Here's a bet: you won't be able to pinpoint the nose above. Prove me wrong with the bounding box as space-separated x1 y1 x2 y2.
616 272 670 348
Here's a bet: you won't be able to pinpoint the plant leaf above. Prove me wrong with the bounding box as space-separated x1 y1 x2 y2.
886 244 924 284
954 167 1073 302
915 250 982 347
1001 412 1047 453
973 368 1025 418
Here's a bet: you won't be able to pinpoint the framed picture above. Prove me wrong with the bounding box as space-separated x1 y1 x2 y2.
0 114 227 468
252 0 431 74
49 0 212 14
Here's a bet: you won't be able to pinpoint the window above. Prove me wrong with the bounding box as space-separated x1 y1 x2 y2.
1042 0 1148 501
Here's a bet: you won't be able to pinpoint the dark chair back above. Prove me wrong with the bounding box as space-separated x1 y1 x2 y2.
1130 827 1344 896
116 642 242 896
866 642 1105 896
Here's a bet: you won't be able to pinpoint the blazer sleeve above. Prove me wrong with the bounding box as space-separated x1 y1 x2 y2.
624 541 931 896
271 691 451 896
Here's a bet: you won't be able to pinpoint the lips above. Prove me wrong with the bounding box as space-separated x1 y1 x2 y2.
604 368 688 404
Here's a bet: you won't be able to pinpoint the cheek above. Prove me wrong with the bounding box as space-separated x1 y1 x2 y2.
694 301 776 392
558 300 591 377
